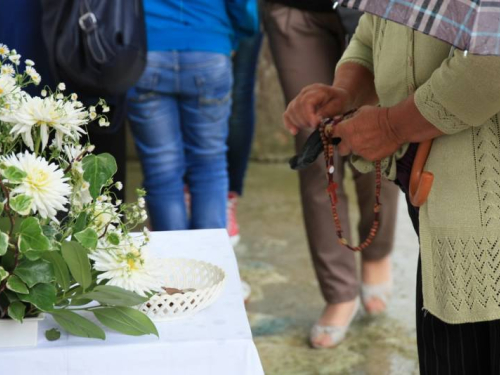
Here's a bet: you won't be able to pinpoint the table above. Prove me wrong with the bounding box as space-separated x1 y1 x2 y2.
0 229 264 375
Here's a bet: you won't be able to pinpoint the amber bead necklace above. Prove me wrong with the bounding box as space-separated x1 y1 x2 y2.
318 114 382 252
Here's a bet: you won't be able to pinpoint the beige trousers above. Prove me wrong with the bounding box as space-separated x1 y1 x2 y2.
263 3 400 304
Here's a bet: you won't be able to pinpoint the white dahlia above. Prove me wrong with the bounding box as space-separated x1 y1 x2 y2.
89 242 162 296
0 95 87 150
2 151 71 220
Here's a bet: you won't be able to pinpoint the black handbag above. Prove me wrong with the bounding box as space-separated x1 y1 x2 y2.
41 0 147 96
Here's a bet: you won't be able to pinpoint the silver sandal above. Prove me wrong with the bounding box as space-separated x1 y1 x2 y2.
361 280 392 315
309 298 360 349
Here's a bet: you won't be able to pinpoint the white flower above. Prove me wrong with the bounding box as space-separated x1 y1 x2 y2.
25 66 41 85
71 93 78 101
41 89 47 97
115 181 123 191
89 112 97 120
115 199 122 206
0 95 88 150
9 54 21 65
0 74 20 98
102 106 110 113
57 82 66 91
89 106 96 113
25 59 35 67
2 151 71 220
91 201 120 232
31 73 41 85
98 117 110 127
1 64 14 76
138 197 145 208
56 93 63 100
0 44 10 57
89 241 162 296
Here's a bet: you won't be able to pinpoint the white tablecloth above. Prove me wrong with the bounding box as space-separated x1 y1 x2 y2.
0 229 264 375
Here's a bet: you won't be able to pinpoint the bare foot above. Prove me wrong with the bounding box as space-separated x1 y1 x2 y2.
310 299 358 348
361 256 392 315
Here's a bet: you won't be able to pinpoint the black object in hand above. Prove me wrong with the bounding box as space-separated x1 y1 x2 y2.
289 128 341 170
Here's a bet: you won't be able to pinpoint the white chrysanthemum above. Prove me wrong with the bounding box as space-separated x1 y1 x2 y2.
0 95 87 150
0 44 10 57
1 64 14 76
90 242 162 296
0 74 20 98
2 151 71 220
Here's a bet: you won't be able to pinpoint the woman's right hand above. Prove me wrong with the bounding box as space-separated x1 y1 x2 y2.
283 84 352 135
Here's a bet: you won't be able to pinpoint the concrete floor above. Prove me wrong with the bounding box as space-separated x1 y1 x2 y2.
127 161 421 375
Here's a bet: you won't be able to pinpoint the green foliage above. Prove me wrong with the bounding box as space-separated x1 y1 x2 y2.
45 328 61 341
19 283 57 311
0 231 8 256
93 307 158 337
18 217 51 254
61 241 92 290
2 166 27 183
74 228 98 250
42 252 70 292
51 310 105 340
6 275 29 294
106 232 120 246
9 194 32 215
82 153 117 199
0 266 8 281
80 285 148 307
14 259 54 287
7 301 26 322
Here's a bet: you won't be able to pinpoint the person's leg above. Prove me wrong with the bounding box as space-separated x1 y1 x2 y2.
355 167 399 314
264 2 357 347
127 52 188 230
227 33 263 196
179 51 232 229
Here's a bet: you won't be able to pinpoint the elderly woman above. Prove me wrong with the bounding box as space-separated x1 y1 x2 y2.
284 14 500 374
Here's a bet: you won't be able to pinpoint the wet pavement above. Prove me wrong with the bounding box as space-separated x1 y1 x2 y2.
127 160 420 375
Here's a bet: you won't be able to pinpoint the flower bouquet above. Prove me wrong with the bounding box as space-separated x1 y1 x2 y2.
0 44 162 341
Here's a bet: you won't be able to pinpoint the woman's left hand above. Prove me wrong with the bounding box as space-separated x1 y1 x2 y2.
331 105 403 162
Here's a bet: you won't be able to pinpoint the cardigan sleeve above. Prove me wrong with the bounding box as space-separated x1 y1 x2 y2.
415 50 500 134
337 14 374 73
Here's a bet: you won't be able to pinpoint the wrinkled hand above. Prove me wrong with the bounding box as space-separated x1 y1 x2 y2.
283 84 351 135
331 105 402 162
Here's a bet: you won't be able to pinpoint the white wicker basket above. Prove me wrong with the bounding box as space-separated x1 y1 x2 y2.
139 258 226 321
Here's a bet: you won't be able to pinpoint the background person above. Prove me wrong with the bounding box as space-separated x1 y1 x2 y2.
128 0 257 231
263 0 400 348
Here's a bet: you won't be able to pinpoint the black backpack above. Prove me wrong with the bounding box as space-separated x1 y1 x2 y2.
41 0 147 96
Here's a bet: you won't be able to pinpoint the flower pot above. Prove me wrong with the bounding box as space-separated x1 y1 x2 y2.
0 314 45 348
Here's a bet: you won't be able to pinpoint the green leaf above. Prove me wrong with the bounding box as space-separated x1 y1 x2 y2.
19 283 57 311
0 231 9 256
61 241 92 290
82 153 117 199
4 290 18 303
3 165 27 183
0 202 4 215
8 301 26 322
74 228 98 250
6 275 29 294
70 298 93 306
93 307 158 337
0 266 9 281
73 212 88 234
18 217 51 253
14 259 54 287
42 225 57 240
45 328 61 341
42 252 70 292
80 285 148 307
9 194 33 215
51 310 105 340
0 217 23 237
106 232 120 246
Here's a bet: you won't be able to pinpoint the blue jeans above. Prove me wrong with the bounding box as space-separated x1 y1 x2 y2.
127 51 232 230
227 34 263 196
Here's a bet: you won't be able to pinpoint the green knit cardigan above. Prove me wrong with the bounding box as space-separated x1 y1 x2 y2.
339 14 500 324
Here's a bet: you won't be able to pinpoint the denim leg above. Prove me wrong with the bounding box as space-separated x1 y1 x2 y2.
227 33 263 196
179 52 233 229
127 81 188 231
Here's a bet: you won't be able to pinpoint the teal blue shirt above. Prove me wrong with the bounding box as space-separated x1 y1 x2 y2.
145 0 259 55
